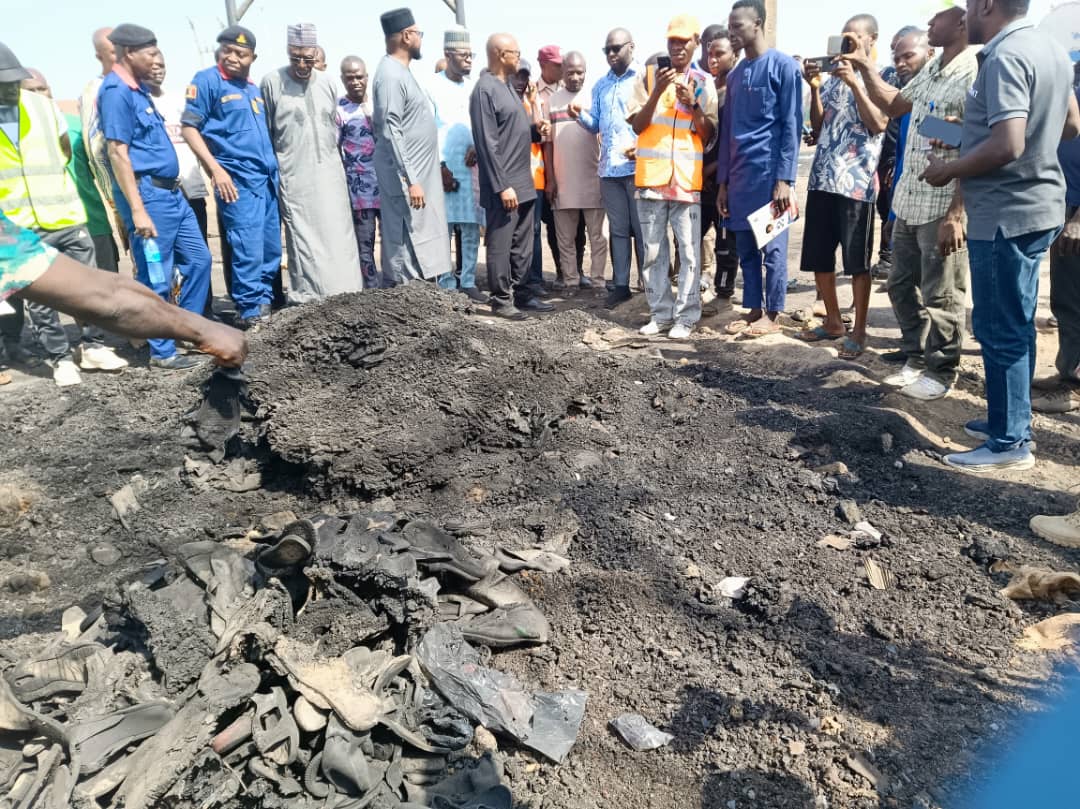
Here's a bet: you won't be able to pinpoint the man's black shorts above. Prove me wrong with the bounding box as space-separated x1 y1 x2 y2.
799 189 876 275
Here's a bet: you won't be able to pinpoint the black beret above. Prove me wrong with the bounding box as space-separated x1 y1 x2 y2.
108 23 157 50
217 26 256 51
380 8 415 37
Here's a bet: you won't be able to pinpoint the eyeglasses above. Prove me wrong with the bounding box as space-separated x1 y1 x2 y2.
289 55 316 65
500 49 520 57
603 42 630 55
447 49 475 58
404 28 424 39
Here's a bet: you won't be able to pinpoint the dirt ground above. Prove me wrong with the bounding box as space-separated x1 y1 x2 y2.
2 160 1080 808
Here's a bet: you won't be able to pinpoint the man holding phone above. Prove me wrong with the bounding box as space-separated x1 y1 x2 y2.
627 14 718 339
840 6 977 401
921 0 1079 473
798 14 888 359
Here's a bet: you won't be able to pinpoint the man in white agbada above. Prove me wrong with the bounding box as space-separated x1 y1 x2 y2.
372 7 451 285
261 23 361 302
428 26 487 302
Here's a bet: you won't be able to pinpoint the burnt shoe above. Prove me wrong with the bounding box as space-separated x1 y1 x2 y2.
258 519 316 569
442 597 550 647
6 641 107 702
69 702 176 773
191 367 245 455
320 714 375 797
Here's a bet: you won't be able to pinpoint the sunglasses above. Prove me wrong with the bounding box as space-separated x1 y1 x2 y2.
603 42 631 55
289 55 316 65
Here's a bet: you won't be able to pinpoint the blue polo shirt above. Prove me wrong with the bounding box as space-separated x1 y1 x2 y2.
181 65 277 187
96 65 179 179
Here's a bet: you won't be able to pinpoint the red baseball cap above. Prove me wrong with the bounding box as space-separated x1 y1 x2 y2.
537 45 562 64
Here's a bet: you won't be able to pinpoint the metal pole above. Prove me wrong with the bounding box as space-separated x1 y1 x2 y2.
225 0 237 26
455 0 465 26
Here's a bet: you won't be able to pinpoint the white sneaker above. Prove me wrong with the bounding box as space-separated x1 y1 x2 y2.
80 344 128 371
639 320 672 336
668 323 693 340
901 373 949 401
883 361 921 388
52 359 82 387
1030 509 1080 548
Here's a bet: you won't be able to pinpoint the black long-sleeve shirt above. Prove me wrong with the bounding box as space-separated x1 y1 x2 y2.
469 70 537 209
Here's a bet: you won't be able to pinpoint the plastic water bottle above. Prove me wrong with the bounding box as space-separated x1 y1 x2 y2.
143 238 165 286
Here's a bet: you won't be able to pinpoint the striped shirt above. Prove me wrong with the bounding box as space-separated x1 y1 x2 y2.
892 48 979 225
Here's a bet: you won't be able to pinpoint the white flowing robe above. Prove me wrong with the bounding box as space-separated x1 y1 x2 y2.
261 68 362 302
372 56 450 283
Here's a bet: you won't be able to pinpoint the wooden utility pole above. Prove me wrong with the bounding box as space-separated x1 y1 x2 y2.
225 0 255 27
765 0 777 48
442 0 467 26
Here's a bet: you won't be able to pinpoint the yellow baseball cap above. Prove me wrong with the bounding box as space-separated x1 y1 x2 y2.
666 14 701 41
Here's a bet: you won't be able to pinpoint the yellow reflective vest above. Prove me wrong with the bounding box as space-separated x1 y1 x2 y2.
0 91 87 231
634 70 705 192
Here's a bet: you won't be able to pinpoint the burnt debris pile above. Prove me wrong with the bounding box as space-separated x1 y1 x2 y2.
0 512 585 808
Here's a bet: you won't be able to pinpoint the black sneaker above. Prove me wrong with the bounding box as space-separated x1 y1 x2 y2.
604 286 632 309
880 350 908 364
150 354 202 371
461 286 490 304
515 297 554 312
578 277 594 289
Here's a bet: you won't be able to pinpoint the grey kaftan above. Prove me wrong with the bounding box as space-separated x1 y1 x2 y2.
372 56 450 283
261 68 362 303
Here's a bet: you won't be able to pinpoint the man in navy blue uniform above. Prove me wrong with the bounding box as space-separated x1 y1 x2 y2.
181 26 280 329
97 23 210 370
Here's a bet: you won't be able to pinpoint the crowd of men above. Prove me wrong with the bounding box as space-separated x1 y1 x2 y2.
0 0 1078 541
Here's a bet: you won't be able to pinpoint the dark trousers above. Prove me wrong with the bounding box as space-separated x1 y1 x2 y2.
1051 207 1080 382
486 198 536 308
701 203 739 294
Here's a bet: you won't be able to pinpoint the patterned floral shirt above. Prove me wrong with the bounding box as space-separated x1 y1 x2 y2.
334 98 379 213
808 75 884 202
0 213 57 302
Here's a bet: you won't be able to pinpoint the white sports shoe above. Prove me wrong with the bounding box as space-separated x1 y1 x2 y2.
883 361 921 388
639 320 672 336
901 374 949 401
80 344 129 371
52 359 83 387
668 323 693 340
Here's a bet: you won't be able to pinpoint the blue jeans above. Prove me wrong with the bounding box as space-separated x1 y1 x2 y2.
735 228 789 313
219 178 281 318
967 226 1059 452
600 175 643 289
438 223 481 290
115 178 211 359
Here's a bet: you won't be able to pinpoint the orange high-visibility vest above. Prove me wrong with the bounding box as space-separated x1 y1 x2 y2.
634 69 704 192
523 98 545 191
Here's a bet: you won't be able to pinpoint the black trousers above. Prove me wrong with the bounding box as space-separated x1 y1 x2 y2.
701 203 739 293
486 198 536 308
